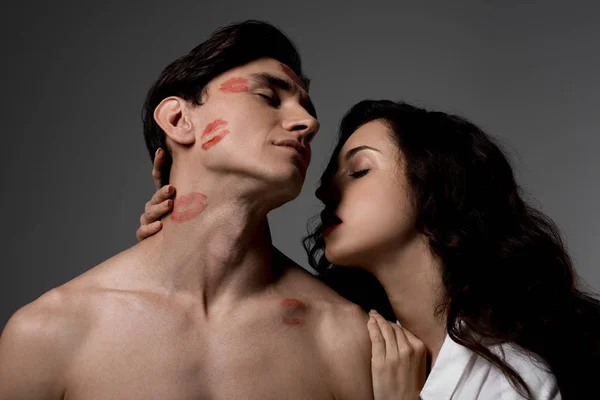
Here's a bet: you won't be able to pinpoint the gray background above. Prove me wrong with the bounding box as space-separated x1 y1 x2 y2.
2 0 599 329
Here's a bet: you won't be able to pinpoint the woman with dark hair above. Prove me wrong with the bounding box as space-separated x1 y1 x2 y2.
139 99 599 399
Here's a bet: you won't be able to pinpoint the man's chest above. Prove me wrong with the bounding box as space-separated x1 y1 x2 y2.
64 302 333 400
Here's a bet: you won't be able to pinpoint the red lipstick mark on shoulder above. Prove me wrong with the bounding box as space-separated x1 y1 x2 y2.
280 298 307 326
283 318 304 326
170 192 208 222
281 298 307 309
219 77 249 93
280 64 306 91
201 119 230 150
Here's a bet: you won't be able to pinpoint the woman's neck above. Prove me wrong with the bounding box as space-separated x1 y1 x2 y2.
371 235 448 366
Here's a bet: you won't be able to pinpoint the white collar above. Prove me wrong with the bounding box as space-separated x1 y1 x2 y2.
420 334 474 400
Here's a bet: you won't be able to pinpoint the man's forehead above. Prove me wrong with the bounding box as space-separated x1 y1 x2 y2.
215 59 316 117
278 63 307 91
227 59 306 90
250 72 316 116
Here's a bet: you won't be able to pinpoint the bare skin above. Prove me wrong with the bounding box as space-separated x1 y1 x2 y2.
138 138 427 400
0 58 374 400
327 120 448 367
1 247 371 400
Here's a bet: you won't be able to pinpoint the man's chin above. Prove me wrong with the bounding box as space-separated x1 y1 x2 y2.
268 168 306 189
268 183 303 209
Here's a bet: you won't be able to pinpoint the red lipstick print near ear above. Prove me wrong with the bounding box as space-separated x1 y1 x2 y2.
201 119 230 150
170 192 208 222
202 133 229 150
219 77 249 93
201 119 227 139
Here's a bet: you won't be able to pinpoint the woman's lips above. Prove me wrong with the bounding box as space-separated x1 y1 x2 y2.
322 222 342 237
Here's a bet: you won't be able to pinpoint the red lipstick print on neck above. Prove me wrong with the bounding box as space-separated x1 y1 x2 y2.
219 77 249 93
280 64 306 91
170 192 208 222
280 298 307 326
201 119 230 150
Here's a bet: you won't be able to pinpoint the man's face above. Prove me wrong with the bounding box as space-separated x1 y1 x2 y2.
184 58 319 200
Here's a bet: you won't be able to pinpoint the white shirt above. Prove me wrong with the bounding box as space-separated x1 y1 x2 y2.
420 334 561 399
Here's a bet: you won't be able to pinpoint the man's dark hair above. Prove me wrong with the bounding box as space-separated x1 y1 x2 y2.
304 99 600 399
142 20 310 185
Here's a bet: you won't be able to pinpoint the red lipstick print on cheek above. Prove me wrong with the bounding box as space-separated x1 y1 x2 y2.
201 119 227 139
170 192 208 222
280 64 306 91
219 77 249 93
280 298 307 326
202 132 229 150
201 119 230 150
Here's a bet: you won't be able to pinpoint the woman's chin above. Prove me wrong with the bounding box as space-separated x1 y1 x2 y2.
325 246 365 269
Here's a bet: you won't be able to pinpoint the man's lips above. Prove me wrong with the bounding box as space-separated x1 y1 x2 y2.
273 140 309 165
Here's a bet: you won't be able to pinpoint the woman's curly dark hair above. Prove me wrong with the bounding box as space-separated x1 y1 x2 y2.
304 99 600 399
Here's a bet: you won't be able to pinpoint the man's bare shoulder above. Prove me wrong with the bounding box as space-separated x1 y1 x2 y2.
1 245 147 364
0 245 157 398
275 257 374 399
2 283 95 352
0 285 93 398
310 292 370 359
311 284 373 400
273 248 368 324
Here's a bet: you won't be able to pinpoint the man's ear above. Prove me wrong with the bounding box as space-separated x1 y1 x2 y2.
154 97 195 145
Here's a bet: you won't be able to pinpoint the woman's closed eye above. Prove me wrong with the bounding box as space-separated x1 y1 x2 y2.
349 169 369 178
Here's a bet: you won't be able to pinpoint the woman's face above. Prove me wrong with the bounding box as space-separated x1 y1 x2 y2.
320 119 417 269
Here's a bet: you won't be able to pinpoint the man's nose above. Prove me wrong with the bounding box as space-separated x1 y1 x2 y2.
282 115 320 145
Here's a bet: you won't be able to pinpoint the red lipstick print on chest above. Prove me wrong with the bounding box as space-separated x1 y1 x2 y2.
170 192 208 222
219 77 249 93
280 298 307 326
201 118 230 150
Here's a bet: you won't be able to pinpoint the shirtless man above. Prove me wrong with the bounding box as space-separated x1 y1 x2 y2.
0 21 373 399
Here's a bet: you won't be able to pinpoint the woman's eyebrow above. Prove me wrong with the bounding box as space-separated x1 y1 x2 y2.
343 145 382 162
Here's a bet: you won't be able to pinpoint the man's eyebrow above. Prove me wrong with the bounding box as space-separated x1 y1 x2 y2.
248 72 317 118
343 145 382 162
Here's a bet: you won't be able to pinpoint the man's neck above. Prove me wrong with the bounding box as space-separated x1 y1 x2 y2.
138 182 279 313
371 236 447 366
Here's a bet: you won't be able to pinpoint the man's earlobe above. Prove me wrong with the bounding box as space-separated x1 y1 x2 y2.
154 97 195 145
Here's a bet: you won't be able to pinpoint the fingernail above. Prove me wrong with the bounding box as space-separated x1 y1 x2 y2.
369 309 377 315
167 199 173 207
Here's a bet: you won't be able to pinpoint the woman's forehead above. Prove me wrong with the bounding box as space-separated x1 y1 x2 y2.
342 120 390 146
338 120 394 161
